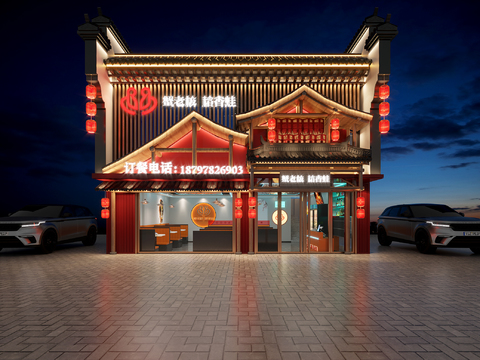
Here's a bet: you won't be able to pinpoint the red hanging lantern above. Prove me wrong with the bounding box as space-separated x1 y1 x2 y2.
248 208 256 219
235 198 243 208
357 208 365 219
331 129 340 142
268 130 276 144
268 118 276 130
86 102 97 116
86 120 97 134
379 84 390 100
86 84 96 100
379 102 390 117
330 118 340 130
235 209 243 219
379 120 390 134
101 198 110 208
248 196 256 207
357 197 365 207
101 209 110 219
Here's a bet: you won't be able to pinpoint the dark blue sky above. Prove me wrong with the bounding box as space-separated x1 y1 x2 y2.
1 0 479 220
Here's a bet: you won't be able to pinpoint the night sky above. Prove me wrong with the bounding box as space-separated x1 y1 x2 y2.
2 0 479 223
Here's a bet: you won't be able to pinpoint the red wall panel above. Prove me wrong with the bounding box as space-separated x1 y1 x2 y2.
356 182 370 254
114 193 136 254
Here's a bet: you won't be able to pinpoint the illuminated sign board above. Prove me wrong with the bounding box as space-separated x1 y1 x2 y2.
279 171 331 188
124 161 244 175
162 95 236 108
119 87 237 115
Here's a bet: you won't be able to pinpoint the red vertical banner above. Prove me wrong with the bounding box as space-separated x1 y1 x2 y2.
114 193 136 254
356 182 371 254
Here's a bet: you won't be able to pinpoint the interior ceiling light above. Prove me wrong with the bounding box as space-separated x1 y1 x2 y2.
169 204 174 208
142 199 149 205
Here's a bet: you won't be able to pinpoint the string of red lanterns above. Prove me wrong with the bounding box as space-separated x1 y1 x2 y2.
379 84 390 134
101 196 110 219
235 197 243 219
248 196 256 219
86 84 97 134
356 195 365 219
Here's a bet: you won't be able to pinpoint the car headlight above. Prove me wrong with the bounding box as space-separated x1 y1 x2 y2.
426 221 450 228
21 221 45 227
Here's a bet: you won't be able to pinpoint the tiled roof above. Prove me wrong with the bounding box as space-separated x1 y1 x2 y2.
105 55 371 66
96 180 249 192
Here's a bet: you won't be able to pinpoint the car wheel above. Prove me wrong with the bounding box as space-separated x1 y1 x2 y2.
377 227 392 246
470 247 480 255
415 230 436 254
82 227 97 246
40 230 57 254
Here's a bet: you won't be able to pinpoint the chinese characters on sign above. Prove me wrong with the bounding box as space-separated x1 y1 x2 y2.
124 161 244 175
279 171 331 188
162 95 236 108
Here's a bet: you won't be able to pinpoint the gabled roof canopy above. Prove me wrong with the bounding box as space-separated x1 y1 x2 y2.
102 111 248 174
236 85 373 132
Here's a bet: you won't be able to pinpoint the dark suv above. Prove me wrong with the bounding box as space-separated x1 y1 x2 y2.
377 204 480 254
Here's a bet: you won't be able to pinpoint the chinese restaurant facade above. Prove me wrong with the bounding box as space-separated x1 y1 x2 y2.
78 8 397 254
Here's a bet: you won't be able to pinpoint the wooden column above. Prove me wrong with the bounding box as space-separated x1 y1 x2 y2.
248 191 254 254
228 135 233 167
235 192 242 255
328 192 333 253
110 192 116 255
277 192 282 253
192 118 197 168
345 192 351 254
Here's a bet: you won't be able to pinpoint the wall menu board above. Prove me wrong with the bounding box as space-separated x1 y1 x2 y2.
279 171 331 189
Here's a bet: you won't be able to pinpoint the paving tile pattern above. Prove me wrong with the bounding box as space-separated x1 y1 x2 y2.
1 236 480 359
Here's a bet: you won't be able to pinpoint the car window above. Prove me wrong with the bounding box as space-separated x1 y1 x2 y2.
381 207 393 216
9 205 63 218
410 205 462 218
399 206 412 218
75 206 87 217
61 206 74 218
388 206 401 217
83 207 93 216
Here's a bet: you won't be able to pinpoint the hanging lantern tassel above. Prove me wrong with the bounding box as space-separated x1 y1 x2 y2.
379 120 390 134
86 120 97 134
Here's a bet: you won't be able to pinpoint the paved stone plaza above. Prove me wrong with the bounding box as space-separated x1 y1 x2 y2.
1 236 480 360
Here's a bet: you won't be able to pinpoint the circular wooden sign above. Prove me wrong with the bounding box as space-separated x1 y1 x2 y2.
191 203 216 228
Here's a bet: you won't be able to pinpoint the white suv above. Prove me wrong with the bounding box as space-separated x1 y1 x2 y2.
377 204 480 254
0 205 97 254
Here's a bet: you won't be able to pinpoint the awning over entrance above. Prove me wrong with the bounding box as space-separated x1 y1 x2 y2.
96 180 249 192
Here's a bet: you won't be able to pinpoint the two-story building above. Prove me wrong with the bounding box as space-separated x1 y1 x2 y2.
78 8 397 254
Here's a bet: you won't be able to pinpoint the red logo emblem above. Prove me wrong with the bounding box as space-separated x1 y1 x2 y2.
120 87 157 115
